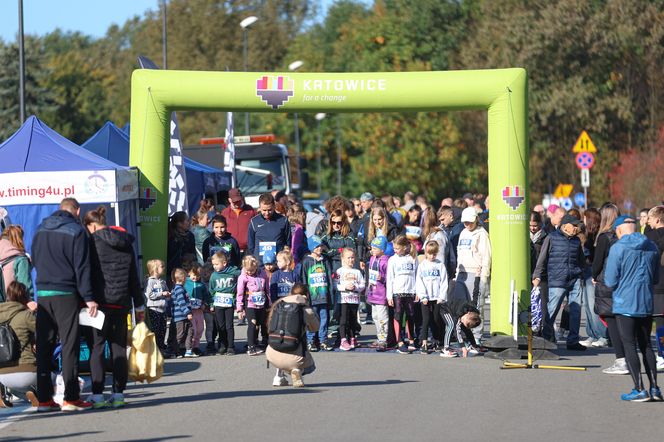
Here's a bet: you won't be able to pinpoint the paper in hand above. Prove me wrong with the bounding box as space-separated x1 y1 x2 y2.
79 308 105 330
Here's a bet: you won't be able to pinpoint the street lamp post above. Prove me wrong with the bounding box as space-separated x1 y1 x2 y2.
161 0 167 69
288 60 304 190
336 116 342 196
18 0 25 124
240 16 258 135
315 113 326 196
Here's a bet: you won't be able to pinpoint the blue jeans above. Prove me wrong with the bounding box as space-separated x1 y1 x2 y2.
583 272 607 339
545 279 583 345
307 304 328 345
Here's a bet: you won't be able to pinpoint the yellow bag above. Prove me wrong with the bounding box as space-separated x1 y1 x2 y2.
128 322 164 383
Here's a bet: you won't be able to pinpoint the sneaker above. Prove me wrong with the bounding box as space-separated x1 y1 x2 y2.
620 389 650 402
363 319 374 325
247 346 264 356
440 348 459 358
579 337 595 347
291 369 304 388
420 344 430 355
602 358 629 375
350 337 358 349
656 356 664 372
0 384 12 408
192 348 202 356
591 337 608 348
557 329 569 341
272 375 289 387
340 339 352 351
61 399 93 411
86 394 110 409
320 342 334 351
467 347 481 357
109 393 126 409
650 387 663 401
25 390 40 408
184 350 199 358
566 342 587 351
226 348 236 356
237 318 247 326
217 347 227 356
307 342 319 352
396 344 410 354
407 342 417 353
37 400 61 412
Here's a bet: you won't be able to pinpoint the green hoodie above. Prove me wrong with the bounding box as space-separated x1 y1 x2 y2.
0 301 35 372
208 265 241 307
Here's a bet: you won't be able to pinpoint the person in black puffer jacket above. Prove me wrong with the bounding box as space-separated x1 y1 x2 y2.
83 206 144 408
645 206 664 369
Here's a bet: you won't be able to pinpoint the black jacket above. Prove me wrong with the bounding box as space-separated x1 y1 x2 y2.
89 227 143 310
32 210 93 301
645 227 664 314
591 231 617 316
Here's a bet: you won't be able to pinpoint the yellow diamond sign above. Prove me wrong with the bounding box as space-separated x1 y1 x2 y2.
572 130 597 153
553 184 574 199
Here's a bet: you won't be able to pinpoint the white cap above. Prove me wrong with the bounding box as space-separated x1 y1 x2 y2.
461 207 478 223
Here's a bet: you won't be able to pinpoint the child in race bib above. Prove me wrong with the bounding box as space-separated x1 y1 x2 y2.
336 248 365 351
208 251 241 355
236 255 271 354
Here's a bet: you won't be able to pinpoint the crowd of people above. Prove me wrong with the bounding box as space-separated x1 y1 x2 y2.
0 187 663 410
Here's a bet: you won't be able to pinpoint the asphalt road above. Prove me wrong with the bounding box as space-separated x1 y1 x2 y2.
1 322 662 441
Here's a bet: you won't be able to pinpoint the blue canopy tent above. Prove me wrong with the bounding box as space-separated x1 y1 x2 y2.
0 116 140 256
83 122 230 214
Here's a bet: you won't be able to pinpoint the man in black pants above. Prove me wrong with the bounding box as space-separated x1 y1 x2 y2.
605 215 662 402
32 198 98 412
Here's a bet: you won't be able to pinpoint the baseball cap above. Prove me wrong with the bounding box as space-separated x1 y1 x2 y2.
307 235 324 251
462 193 474 200
370 236 388 252
360 192 375 202
560 214 581 226
461 207 478 223
228 188 243 203
263 250 277 265
613 215 636 230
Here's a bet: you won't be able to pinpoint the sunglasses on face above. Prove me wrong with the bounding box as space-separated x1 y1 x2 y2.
331 220 343 225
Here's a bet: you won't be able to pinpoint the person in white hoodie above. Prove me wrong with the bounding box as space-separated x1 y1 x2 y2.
415 241 449 354
455 207 491 342
387 235 418 354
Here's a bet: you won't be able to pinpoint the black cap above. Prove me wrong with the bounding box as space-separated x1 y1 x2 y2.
561 214 581 226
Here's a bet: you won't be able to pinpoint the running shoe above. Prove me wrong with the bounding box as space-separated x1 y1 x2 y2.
307 342 320 352
602 358 629 375
86 394 110 409
61 399 93 411
591 337 608 348
650 387 663 401
396 344 410 354
291 369 304 388
37 400 61 412
620 389 650 402
579 337 595 347
350 337 358 349
109 393 126 409
340 339 352 351
440 348 458 358
272 374 289 387
420 344 431 355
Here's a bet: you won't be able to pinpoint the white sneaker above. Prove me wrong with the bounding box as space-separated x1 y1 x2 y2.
602 358 629 375
657 356 664 372
591 337 608 348
579 337 595 347
272 369 289 387
467 348 480 357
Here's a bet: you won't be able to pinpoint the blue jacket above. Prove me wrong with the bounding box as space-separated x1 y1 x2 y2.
532 229 585 288
247 213 291 265
605 232 660 317
171 283 191 322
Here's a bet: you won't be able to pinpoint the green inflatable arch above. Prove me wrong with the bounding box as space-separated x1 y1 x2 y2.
129 68 529 335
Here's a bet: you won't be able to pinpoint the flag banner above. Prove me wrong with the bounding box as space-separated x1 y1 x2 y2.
224 111 236 187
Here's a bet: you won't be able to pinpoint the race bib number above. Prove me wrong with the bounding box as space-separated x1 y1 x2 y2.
341 292 360 304
277 281 294 297
396 262 415 275
369 269 379 286
309 272 328 288
190 299 203 309
259 241 277 256
250 291 266 306
214 294 234 308
458 238 472 250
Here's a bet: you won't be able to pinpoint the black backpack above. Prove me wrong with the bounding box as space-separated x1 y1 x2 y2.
268 301 305 353
0 312 21 366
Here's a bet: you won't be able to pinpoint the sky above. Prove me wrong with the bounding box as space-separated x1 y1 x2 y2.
0 0 346 43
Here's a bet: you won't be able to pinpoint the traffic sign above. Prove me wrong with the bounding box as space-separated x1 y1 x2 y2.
553 184 573 199
561 197 573 211
575 151 595 169
574 192 586 207
581 168 590 187
572 130 598 153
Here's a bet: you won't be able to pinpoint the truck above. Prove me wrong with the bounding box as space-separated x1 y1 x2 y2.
183 134 292 208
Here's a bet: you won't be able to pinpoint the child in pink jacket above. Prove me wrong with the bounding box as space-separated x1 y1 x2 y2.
237 255 271 356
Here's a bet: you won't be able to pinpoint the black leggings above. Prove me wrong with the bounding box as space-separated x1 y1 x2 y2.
616 315 658 390
339 304 359 341
421 302 442 343
204 310 218 350
246 308 266 347
84 310 128 394
604 316 625 359
214 307 235 351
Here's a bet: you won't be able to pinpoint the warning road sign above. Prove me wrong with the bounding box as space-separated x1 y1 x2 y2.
553 184 573 199
572 130 598 153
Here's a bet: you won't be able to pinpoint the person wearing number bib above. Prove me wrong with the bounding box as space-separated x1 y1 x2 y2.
415 241 449 354
269 251 299 303
404 205 423 254
247 193 291 266
208 251 241 355
337 249 365 351
300 235 333 351
366 236 391 349
237 255 270 356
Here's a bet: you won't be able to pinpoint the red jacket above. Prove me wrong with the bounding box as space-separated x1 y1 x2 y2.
221 204 256 251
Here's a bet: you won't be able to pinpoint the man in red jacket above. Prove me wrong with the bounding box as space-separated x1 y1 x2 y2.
221 188 256 253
